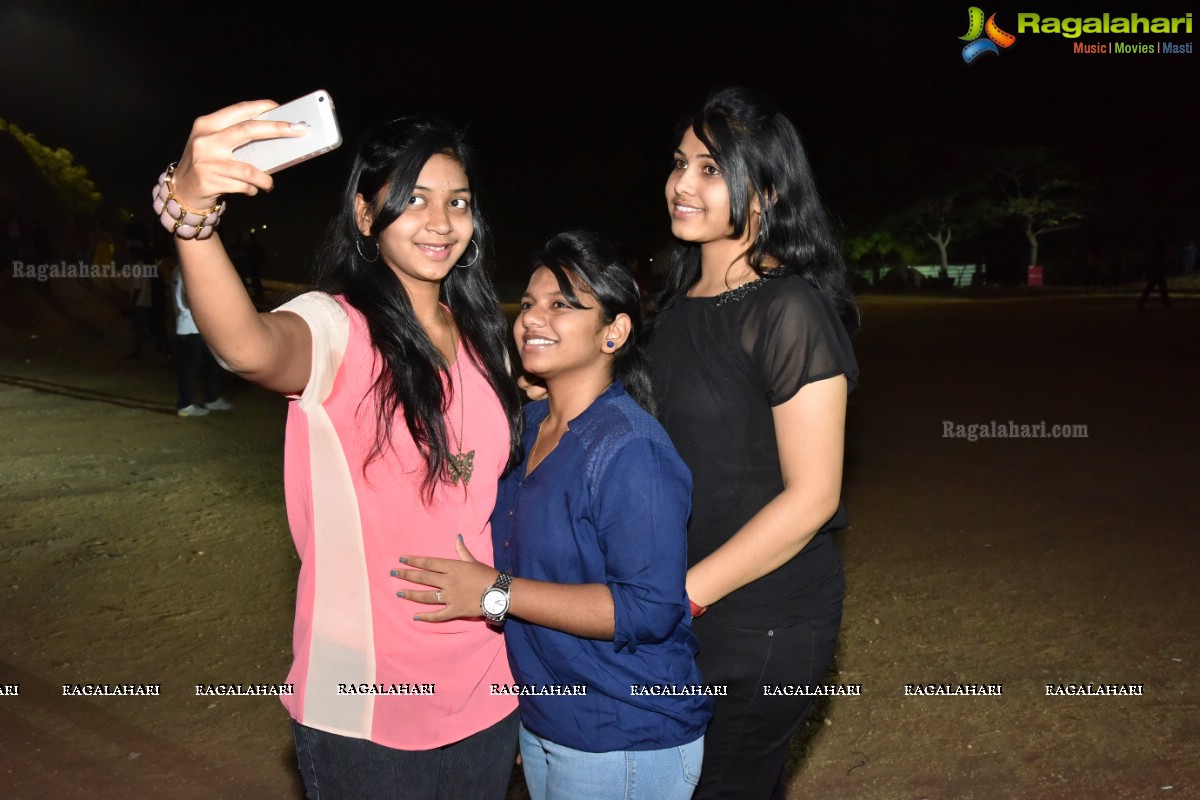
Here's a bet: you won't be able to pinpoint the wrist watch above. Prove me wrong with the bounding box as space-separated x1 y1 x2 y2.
481 572 513 625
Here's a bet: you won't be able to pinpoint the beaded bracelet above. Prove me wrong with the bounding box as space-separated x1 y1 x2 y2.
152 163 225 240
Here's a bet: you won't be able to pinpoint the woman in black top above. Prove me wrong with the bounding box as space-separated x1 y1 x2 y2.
650 86 859 799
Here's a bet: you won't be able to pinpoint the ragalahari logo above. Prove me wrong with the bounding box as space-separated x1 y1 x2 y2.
961 7 1017 62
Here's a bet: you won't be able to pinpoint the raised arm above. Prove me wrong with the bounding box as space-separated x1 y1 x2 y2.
163 101 313 394
685 374 848 607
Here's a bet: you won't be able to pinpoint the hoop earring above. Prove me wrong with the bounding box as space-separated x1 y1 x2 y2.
456 239 480 269
356 236 380 263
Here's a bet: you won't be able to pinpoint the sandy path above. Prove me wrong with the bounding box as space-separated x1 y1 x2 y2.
2 278 1197 799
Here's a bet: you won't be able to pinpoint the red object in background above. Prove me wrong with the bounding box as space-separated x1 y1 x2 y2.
1027 266 1044 287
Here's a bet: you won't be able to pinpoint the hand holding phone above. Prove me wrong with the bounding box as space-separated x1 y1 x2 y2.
232 90 342 174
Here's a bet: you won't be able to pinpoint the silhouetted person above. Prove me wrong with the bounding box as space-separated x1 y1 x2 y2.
242 229 266 303
0 212 12 268
32 221 53 294
171 266 231 416
128 241 169 357
67 214 92 265
1182 239 1198 274
128 272 155 358
1138 243 1171 310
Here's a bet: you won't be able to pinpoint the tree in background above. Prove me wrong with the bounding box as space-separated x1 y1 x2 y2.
846 222 919 287
0 118 102 216
905 179 992 277
991 147 1088 268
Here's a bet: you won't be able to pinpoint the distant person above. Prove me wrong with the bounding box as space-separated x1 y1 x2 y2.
1083 251 1100 289
170 265 230 415
128 272 155 358
1181 239 1197 274
128 241 170 358
67 214 91 265
32 221 54 294
619 244 658 316
91 227 114 268
160 101 523 798
124 218 150 269
147 258 171 354
1138 242 1171 310
243 229 266 303
0 212 12 270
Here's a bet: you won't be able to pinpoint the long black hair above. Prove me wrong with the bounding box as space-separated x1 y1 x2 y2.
657 86 860 334
314 115 522 496
530 230 657 415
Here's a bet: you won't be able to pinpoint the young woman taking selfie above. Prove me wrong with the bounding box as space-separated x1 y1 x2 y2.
159 101 522 799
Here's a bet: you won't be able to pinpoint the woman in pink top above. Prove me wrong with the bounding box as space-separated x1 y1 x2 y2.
161 102 523 799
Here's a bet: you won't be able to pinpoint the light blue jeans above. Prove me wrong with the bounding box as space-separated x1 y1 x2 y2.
519 723 703 800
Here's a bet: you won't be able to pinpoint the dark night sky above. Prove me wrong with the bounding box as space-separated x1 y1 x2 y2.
2 0 1197 285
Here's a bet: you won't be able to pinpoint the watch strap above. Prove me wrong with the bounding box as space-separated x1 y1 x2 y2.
483 571 513 624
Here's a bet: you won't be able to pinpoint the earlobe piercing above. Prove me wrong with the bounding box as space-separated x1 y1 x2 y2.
606 341 615 349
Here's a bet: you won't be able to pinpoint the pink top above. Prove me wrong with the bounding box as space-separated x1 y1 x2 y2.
274 292 516 749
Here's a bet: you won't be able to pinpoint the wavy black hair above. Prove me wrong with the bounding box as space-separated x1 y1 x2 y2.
530 230 657 415
657 86 860 334
313 115 522 496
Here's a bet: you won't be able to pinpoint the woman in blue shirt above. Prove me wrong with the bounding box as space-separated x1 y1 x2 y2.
395 230 710 799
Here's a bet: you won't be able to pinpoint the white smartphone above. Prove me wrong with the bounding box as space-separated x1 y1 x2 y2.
232 90 343 174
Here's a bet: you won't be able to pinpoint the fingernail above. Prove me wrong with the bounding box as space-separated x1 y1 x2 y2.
288 122 308 130
398 556 408 564
396 591 405 598
389 569 399 577
457 534 464 542
413 615 421 621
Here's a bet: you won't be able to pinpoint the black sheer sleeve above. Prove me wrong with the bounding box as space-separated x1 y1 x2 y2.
740 275 859 406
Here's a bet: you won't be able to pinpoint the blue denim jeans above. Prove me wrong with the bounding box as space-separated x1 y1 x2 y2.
518 723 702 800
291 710 518 800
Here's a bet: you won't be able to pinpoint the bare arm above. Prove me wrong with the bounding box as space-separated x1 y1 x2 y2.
686 374 848 607
394 538 616 640
167 101 314 394
508 579 615 639
398 439 689 644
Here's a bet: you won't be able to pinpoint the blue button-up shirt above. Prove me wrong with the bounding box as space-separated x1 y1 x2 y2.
491 382 712 752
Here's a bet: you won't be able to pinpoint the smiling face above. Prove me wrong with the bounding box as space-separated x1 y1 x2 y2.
666 127 767 274
356 153 473 294
515 266 625 384
665 127 736 245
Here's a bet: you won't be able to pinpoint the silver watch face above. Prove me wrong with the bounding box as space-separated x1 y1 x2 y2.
482 588 508 615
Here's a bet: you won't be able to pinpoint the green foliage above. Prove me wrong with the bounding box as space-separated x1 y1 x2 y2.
992 147 1089 236
988 147 1091 265
846 226 918 266
0 117 102 214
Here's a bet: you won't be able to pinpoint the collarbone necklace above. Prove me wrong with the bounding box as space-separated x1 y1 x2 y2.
526 418 550 477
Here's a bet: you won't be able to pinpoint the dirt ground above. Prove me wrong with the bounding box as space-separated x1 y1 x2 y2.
1 274 1197 799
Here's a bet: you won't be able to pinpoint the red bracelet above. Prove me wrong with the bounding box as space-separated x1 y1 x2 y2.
689 599 708 618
